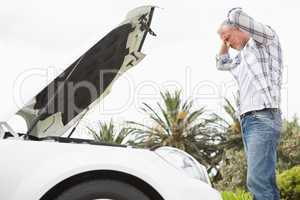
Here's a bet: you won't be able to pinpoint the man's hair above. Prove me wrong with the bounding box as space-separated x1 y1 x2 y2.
218 19 238 34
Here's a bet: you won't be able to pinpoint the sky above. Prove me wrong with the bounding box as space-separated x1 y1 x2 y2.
1 0 299 137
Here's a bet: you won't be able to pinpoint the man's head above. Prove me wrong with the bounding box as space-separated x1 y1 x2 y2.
217 20 250 50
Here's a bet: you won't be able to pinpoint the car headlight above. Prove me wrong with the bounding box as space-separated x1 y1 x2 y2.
154 146 211 185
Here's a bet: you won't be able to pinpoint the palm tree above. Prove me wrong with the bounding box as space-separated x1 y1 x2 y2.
127 90 223 167
87 120 132 145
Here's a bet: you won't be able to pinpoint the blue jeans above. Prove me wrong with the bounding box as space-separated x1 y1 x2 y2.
240 109 282 200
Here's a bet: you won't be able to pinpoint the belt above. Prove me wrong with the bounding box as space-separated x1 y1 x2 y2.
240 108 280 119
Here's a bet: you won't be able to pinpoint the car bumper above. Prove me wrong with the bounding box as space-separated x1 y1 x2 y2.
163 177 222 200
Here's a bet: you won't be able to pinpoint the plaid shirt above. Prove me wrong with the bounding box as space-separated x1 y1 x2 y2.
216 8 283 116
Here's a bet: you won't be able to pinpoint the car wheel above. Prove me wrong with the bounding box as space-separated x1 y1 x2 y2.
54 179 151 200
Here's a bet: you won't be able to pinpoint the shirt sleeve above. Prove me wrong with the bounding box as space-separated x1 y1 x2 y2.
227 7 275 45
216 53 241 71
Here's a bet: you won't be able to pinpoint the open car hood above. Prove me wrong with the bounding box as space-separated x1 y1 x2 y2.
14 6 156 138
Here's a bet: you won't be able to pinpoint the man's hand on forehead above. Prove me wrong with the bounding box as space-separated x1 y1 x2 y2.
219 39 230 55
220 35 230 48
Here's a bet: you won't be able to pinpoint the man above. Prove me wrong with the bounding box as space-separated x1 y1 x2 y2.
216 8 283 200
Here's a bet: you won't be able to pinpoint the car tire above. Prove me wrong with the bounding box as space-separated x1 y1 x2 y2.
54 179 151 200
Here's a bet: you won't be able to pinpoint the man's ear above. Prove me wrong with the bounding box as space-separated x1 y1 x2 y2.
232 27 240 34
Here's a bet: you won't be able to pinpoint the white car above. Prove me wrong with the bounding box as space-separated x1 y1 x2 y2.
0 6 222 200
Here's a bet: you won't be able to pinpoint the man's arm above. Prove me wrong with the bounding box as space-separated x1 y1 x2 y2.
228 7 274 45
216 41 240 71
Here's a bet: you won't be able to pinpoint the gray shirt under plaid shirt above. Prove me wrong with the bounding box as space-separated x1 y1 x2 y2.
216 8 283 116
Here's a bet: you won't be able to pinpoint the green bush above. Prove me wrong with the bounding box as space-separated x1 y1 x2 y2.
277 165 300 200
215 149 247 191
221 190 252 200
221 166 300 200
277 117 300 171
